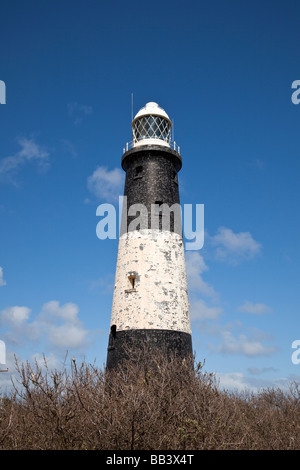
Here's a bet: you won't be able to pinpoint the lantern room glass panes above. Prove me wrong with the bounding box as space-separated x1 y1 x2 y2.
133 115 171 144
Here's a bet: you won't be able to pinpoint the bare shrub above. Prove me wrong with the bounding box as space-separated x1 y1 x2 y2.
0 349 300 450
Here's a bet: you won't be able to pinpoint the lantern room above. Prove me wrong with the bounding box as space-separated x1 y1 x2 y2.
132 102 172 148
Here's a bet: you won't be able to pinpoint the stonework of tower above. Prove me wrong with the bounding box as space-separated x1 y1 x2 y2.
106 102 192 369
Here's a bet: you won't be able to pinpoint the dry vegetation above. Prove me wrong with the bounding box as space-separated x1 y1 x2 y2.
0 347 300 450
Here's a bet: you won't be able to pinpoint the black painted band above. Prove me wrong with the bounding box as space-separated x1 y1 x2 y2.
120 146 183 235
106 328 193 370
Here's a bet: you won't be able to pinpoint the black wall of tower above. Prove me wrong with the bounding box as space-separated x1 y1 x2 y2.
120 145 183 235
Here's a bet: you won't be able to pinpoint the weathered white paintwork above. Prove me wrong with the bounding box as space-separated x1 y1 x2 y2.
110 229 191 334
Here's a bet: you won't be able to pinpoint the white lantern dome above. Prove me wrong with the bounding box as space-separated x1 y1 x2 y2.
132 102 172 148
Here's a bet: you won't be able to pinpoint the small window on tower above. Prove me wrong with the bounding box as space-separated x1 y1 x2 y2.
128 274 136 290
134 166 143 179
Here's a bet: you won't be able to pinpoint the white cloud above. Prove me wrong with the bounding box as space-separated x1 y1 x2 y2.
190 298 222 321
0 136 49 182
185 252 222 323
209 226 261 264
87 166 124 202
0 267 6 286
1 301 89 353
216 330 277 357
35 301 89 350
216 371 267 393
0 306 31 327
39 300 80 323
216 372 256 392
238 300 272 315
216 371 296 393
185 251 218 300
48 323 88 349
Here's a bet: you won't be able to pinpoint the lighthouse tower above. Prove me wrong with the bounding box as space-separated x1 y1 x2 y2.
106 102 192 369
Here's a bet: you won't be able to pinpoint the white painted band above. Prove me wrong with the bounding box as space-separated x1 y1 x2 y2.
110 230 191 334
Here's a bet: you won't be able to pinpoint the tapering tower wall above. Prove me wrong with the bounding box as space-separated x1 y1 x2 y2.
106 104 192 369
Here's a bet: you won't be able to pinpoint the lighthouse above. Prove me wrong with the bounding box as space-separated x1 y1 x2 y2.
106 102 192 369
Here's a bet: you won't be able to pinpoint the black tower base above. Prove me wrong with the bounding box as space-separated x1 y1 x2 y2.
106 328 193 370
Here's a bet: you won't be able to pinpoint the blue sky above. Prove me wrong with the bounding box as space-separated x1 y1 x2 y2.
1 0 300 392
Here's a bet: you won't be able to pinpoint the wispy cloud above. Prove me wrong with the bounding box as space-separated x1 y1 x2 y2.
214 328 277 358
68 102 93 125
0 267 6 287
60 139 78 158
0 306 31 327
217 370 299 393
247 366 278 375
185 251 219 300
238 300 272 315
0 301 89 352
0 136 50 184
0 306 32 346
190 298 222 321
186 251 223 322
208 226 261 265
33 301 89 350
89 273 115 294
216 371 271 393
87 166 124 202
